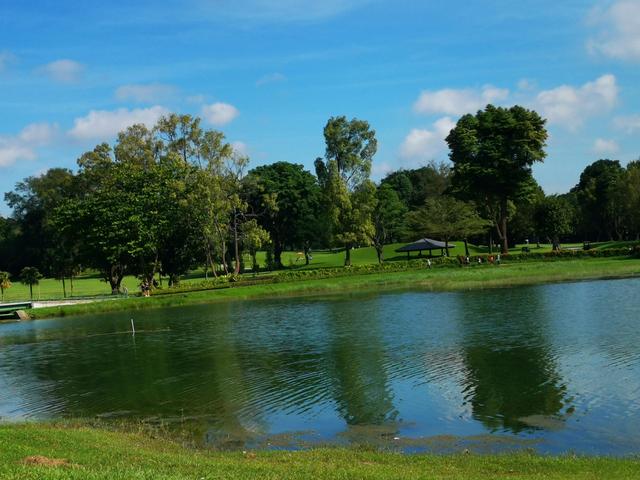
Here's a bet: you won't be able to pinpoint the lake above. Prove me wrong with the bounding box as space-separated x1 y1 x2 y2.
1 278 639 455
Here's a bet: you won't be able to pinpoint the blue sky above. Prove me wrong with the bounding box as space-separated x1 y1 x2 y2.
2 0 640 214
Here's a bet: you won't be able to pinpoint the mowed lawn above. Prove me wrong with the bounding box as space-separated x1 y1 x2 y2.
1 424 640 480
1 241 636 302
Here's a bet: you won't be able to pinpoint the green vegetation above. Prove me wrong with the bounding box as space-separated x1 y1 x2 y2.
1 107 639 305
0 240 637 303
29 257 640 319
1 424 639 479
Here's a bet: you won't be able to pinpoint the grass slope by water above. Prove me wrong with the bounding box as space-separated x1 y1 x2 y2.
1 424 639 480
29 257 640 319
2 241 636 303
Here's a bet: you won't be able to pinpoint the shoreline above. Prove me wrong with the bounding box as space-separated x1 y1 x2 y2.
1 423 639 479
25 258 640 320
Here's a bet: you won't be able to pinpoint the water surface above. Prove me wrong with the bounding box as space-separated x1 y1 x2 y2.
1 278 639 454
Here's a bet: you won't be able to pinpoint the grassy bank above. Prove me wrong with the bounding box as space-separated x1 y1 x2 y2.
0 424 639 479
3 241 636 303
29 257 640 319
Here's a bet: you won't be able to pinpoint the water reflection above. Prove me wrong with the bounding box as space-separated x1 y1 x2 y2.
1 278 640 454
457 288 568 433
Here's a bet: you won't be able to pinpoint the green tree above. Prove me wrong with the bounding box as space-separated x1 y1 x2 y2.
240 219 270 272
0 271 11 301
571 159 625 241
315 116 377 266
369 184 407 263
446 105 548 254
623 160 640 239
406 196 489 256
4 168 78 276
245 162 321 268
534 195 574 251
20 266 42 300
380 162 451 210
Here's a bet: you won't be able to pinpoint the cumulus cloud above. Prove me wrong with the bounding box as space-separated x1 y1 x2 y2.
400 117 455 162
0 123 58 167
115 83 176 103
232 141 248 156
201 102 239 126
256 72 287 86
587 1 640 61
593 138 620 155
614 114 640 133
534 74 618 130
39 59 84 83
413 85 509 116
68 106 169 141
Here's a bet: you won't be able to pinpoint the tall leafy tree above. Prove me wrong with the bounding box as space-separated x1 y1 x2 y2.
245 162 320 268
315 116 377 266
623 160 640 239
369 184 407 263
446 105 548 253
534 195 573 251
572 159 626 241
380 162 451 210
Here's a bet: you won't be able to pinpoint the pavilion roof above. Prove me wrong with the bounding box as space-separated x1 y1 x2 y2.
395 238 455 252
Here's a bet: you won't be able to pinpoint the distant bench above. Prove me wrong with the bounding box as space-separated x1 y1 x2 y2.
0 302 33 321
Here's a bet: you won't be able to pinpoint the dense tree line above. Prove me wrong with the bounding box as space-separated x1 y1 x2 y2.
1 106 639 292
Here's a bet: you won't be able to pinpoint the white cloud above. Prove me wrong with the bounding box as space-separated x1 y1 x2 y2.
68 106 169 141
593 138 619 155
534 74 617 130
256 72 287 86
201 102 239 126
587 1 640 61
39 59 84 83
371 161 393 179
400 116 455 162
413 85 509 116
115 83 175 103
614 115 640 133
0 123 58 167
232 141 248 156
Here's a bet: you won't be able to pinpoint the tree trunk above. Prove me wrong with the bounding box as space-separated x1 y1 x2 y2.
464 238 470 257
233 213 241 275
62 277 67 298
29 284 33 300
488 230 493 254
70 275 74 297
499 199 509 254
304 242 311 265
375 243 384 264
344 243 352 266
274 242 283 269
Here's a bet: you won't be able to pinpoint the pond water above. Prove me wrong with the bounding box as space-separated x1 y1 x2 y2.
1 278 640 455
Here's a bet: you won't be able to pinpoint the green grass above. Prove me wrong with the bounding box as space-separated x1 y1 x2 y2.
1 424 639 479
3 241 637 303
29 257 640 319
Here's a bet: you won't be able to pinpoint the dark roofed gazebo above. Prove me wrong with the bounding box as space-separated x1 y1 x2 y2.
396 238 455 259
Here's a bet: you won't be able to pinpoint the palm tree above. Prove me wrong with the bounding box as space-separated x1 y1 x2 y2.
0 271 11 302
20 267 42 300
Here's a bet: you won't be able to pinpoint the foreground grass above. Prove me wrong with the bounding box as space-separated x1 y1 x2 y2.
29 257 640 319
0 424 638 480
